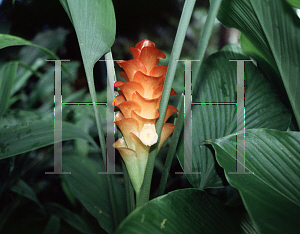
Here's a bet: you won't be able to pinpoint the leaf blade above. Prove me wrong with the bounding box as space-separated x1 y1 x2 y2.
0 34 59 60
210 129 300 233
178 51 291 190
0 120 99 160
116 189 257 234
62 155 127 234
218 0 300 126
0 62 18 118
10 179 42 207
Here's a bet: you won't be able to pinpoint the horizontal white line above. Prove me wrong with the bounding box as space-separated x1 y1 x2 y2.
192 103 237 105
62 103 107 105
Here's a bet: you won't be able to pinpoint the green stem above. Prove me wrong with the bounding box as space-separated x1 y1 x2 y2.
121 160 135 213
157 94 184 197
104 51 120 228
83 52 119 229
192 0 223 81
84 64 107 166
136 0 196 208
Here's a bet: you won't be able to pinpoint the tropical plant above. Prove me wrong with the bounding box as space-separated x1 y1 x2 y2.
0 0 299 233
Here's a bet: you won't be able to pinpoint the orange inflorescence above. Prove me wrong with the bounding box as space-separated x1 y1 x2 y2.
113 39 178 193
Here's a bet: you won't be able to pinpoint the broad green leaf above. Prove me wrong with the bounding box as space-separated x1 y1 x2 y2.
0 120 99 160
210 129 300 234
56 1 118 224
0 34 32 48
239 34 269 64
59 0 116 164
45 203 99 234
63 155 127 234
10 179 42 207
0 62 18 118
59 0 115 85
116 188 258 234
286 0 300 8
218 0 300 127
0 34 59 60
178 51 291 190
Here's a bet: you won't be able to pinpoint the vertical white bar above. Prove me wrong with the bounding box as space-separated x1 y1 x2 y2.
229 59 253 174
107 59 117 174
184 60 193 173
46 60 70 175
99 58 122 174
236 60 245 172
176 60 200 175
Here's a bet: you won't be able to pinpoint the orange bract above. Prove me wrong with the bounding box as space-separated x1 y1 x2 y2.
113 39 178 193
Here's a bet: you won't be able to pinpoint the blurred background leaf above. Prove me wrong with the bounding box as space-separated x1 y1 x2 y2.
63 154 127 233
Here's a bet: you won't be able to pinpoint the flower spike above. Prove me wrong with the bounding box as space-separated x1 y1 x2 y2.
113 39 178 194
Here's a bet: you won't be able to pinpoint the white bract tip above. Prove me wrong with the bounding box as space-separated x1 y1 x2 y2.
139 124 158 146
